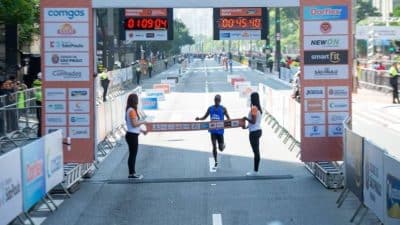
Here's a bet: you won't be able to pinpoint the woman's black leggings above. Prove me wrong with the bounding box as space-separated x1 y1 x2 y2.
249 130 262 172
126 132 139 175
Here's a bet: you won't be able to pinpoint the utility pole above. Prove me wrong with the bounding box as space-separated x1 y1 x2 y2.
275 8 281 77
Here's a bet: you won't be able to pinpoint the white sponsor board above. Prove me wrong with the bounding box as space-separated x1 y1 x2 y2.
356 26 400 40
45 67 89 81
69 101 90 113
304 65 349 80
45 114 67 126
45 88 67 100
328 112 348 124
44 38 89 52
304 112 325 125
45 52 89 67
146 89 166 101
219 30 261 40
303 35 349 50
328 124 343 137
328 99 349 111
227 75 242 83
304 99 325 112
161 79 176 88
44 130 64 192
383 154 400 225
44 22 89 37
45 127 67 138
44 8 89 22
327 86 349 98
303 86 325 99
126 30 168 41
0 148 23 225
69 114 90 126
363 141 385 222
304 125 326 137
69 88 90 100
69 127 90 139
304 20 348 35
234 81 251 91
45 101 67 113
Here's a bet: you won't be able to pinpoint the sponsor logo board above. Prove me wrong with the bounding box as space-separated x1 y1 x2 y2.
69 127 90 139
328 112 348 124
45 67 89 81
303 5 348 21
305 99 325 112
45 38 89 51
45 101 66 113
69 88 90 100
304 86 325 99
304 50 348 65
45 88 66 100
328 99 349 111
328 124 344 137
45 52 89 66
44 8 88 22
305 125 326 137
44 22 89 37
304 21 348 35
69 114 90 126
304 35 348 50
45 127 66 138
45 114 67 126
141 97 158 110
219 30 261 40
126 30 167 41
304 112 325 125
304 65 349 80
69 101 90 113
327 86 349 98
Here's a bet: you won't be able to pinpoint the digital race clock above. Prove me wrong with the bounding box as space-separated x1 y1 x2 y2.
124 17 168 30
218 17 262 30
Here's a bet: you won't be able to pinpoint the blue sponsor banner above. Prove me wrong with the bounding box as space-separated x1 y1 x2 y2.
141 97 158 110
304 5 348 21
21 139 46 212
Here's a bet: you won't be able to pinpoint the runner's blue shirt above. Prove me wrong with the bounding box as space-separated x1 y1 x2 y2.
209 105 225 135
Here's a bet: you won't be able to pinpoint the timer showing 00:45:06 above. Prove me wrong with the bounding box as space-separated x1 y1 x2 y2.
124 17 168 30
218 17 262 30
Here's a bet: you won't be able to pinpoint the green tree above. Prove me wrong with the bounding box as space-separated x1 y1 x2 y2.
393 6 400 17
355 0 381 23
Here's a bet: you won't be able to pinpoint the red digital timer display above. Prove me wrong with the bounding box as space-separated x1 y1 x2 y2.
124 17 168 30
218 17 262 30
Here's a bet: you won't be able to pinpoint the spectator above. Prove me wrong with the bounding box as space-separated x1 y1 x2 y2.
99 68 110 102
148 60 153 78
33 72 42 137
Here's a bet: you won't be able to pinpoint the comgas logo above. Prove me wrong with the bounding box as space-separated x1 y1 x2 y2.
48 10 85 20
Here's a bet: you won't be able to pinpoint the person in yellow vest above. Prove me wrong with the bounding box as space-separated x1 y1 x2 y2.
99 68 110 102
16 81 27 122
148 61 153 78
135 63 141 85
389 62 400 104
33 72 42 137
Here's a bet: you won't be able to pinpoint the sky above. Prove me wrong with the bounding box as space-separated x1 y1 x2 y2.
174 8 213 37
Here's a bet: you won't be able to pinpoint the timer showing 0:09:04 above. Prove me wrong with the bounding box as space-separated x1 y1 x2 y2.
124 17 168 30
219 17 262 30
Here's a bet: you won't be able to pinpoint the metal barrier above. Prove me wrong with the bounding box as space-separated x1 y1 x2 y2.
359 68 393 92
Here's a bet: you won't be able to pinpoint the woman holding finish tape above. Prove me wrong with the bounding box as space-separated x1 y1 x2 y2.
243 92 263 176
125 93 147 179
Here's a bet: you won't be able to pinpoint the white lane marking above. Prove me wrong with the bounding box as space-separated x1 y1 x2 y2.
212 214 223 225
209 157 216 173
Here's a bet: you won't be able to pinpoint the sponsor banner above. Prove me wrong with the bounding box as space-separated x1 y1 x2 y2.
69 114 90 126
328 124 343 137
219 30 261 40
364 141 385 221
303 86 325 99
304 125 325 137
303 5 348 21
126 30 168 41
220 8 262 17
69 88 90 100
69 127 90 139
234 81 251 91
45 52 89 67
45 67 89 81
161 79 176 88
328 99 349 111
344 129 364 202
327 86 349 98
45 88 66 100
125 8 167 17
304 99 325 112
239 85 257 98
0 148 23 225
44 38 89 52
384 155 400 224
45 114 67 126
303 35 348 50
328 111 348 124
303 65 349 80
356 26 400 40
147 119 245 132
45 101 67 113
304 112 325 125
45 127 67 138
44 22 89 37
146 89 165 101
141 97 158 110
44 8 89 22
303 20 348 35
21 139 46 212
153 84 170 94
231 77 246 86
304 50 348 65
69 101 90 113
227 75 242 83
44 130 63 192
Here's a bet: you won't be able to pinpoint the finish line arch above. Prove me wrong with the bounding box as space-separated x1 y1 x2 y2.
40 0 353 163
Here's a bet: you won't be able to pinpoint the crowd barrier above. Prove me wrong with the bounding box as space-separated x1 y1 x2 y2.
0 130 63 225
337 117 400 225
359 68 393 92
